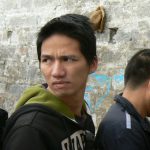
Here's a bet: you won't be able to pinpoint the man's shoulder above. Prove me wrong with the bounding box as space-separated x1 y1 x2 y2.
7 104 58 130
101 103 126 127
99 102 142 135
95 103 147 150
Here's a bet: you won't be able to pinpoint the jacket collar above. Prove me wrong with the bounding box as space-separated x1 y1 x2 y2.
114 93 150 133
15 84 87 121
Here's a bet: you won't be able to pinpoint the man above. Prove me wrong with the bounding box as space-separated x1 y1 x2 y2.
2 14 98 150
95 49 150 150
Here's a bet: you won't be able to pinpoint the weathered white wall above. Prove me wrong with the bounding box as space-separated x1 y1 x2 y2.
0 0 150 127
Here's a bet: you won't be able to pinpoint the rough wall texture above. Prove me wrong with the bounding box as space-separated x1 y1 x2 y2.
0 0 150 127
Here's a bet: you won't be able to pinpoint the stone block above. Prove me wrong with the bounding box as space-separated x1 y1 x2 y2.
0 83 6 93
6 14 37 28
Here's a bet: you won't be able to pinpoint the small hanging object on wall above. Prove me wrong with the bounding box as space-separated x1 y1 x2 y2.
89 6 105 32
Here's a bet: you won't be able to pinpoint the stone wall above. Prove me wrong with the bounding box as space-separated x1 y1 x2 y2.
0 0 150 127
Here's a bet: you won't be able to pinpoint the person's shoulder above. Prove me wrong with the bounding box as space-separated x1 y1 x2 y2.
95 103 149 150
10 106 40 128
8 104 54 130
97 102 143 137
101 103 126 127
97 102 132 138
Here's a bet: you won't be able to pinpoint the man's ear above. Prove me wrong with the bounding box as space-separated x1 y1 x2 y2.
147 80 150 90
89 57 98 74
145 80 150 100
145 80 150 94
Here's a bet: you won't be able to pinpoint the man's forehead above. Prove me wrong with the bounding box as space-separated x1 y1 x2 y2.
41 50 81 57
42 34 79 47
41 44 81 56
41 54 80 59
41 39 80 53
42 42 79 49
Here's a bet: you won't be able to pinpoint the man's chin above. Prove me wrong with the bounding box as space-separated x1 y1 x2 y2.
47 86 74 98
50 90 71 98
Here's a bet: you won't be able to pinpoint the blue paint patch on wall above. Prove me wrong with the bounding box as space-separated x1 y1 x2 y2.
91 73 109 86
113 74 124 83
85 86 94 92
93 73 111 110
84 73 111 112
84 71 124 112
84 93 92 110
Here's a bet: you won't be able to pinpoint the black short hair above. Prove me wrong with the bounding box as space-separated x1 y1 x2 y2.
36 14 97 65
125 49 150 88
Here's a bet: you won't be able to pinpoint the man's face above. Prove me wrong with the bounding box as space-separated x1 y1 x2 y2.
40 34 97 99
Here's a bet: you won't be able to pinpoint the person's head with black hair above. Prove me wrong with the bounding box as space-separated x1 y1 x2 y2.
124 49 150 89
123 49 150 117
36 14 98 116
37 14 97 65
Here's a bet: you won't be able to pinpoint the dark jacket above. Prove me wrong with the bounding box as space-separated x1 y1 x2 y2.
0 108 8 147
2 104 95 150
2 84 95 150
94 94 150 150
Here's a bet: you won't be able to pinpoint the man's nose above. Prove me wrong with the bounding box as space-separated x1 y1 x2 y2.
51 61 66 78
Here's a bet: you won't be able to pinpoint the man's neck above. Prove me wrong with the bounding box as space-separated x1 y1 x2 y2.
122 87 146 118
60 95 84 117
47 86 84 116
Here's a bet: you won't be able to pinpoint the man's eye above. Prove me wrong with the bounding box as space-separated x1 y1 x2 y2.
63 57 77 62
41 59 52 63
65 58 73 62
41 59 47 62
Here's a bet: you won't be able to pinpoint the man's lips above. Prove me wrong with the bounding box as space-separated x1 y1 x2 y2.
52 81 70 88
52 81 70 85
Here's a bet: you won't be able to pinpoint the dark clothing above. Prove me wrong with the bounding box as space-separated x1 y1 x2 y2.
95 94 150 150
0 108 8 147
2 104 95 150
0 108 8 135
2 84 95 150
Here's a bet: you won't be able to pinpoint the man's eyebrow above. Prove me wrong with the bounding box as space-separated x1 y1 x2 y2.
41 55 52 58
41 54 79 58
60 55 80 59
61 55 78 57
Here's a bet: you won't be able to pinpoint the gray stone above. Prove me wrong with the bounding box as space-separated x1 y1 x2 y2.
0 83 6 93
33 0 50 7
3 0 18 10
20 0 33 10
7 15 37 28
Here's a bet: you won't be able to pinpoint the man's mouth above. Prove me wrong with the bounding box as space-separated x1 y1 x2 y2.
52 81 70 88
